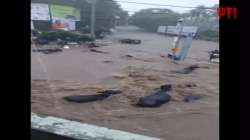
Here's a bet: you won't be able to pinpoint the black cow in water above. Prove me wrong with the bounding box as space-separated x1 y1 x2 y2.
63 90 122 103
136 84 172 107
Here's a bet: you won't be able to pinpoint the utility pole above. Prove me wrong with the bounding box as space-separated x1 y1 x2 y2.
86 0 96 39
91 0 96 39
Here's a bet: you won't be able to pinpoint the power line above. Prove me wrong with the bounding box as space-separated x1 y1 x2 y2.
113 0 216 10
85 0 217 14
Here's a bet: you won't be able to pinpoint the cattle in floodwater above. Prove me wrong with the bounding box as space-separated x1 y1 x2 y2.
63 90 122 103
136 84 172 107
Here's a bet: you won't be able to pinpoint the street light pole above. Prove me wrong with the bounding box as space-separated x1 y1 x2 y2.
90 0 96 39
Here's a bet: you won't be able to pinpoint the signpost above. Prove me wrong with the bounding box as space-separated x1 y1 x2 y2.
165 19 198 61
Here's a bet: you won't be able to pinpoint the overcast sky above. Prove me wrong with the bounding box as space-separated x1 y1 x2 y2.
116 0 219 15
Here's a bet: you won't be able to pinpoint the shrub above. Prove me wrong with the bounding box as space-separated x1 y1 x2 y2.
195 30 219 42
38 30 94 42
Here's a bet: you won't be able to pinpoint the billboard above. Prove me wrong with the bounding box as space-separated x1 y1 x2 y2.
31 3 50 20
51 19 76 31
50 5 80 31
50 5 80 21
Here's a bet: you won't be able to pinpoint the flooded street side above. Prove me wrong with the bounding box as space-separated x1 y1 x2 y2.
32 26 219 140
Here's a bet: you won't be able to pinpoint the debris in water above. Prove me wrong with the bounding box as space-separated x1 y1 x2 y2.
185 83 197 88
89 48 108 54
103 60 113 63
112 74 127 79
120 39 141 44
63 45 70 49
32 48 62 54
172 64 201 74
184 95 204 102
88 42 100 48
125 54 136 58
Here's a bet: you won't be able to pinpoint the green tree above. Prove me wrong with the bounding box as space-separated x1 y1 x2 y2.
181 5 219 42
31 0 128 31
130 8 181 32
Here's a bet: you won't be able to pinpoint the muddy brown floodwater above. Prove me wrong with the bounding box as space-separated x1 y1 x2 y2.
31 26 219 140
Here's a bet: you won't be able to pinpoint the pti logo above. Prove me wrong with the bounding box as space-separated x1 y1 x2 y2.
217 7 237 19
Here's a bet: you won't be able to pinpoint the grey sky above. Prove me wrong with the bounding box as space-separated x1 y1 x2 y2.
116 0 219 15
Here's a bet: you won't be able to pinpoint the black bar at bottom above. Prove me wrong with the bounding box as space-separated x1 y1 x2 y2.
31 128 77 140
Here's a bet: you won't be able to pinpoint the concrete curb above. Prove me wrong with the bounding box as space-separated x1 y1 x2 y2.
31 113 162 140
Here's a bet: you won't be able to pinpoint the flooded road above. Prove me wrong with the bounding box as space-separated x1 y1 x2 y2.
31 26 218 83
31 26 219 140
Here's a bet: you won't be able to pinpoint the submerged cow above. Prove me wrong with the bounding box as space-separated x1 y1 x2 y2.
63 90 122 103
136 84 172 107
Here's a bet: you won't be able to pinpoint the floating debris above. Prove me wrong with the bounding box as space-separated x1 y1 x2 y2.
103 60 113 63
171 64 210 74
63 45 70 49
32 48 62 54
89 48 108 54
120 39 141 44
184 95 204 102
112 74 127 79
